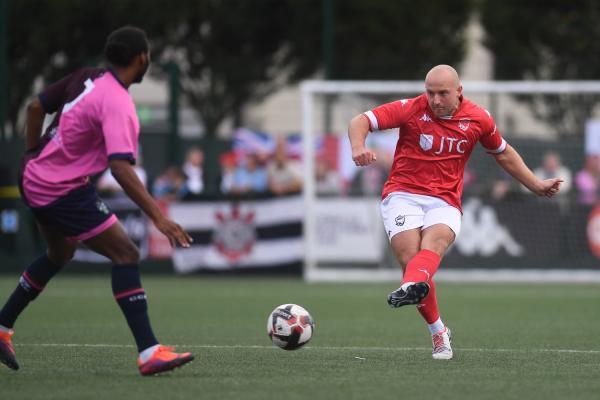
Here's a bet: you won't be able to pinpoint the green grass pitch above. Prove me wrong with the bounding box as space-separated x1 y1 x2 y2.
1 275 599 400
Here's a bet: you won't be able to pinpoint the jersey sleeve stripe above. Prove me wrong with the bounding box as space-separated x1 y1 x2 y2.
364 111 379 131
487 138 507 154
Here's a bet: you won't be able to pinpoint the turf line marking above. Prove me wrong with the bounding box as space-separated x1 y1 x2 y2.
14 343 600 354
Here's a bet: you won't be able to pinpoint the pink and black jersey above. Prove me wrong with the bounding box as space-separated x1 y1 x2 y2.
364 94 506 211
22 68 140 207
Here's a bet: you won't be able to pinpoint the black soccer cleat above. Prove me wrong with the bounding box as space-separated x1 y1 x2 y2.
387 282 430 308
0 330 19 371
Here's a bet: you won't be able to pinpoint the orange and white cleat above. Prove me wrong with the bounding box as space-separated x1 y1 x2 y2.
0 329 19 370
137 345 194 376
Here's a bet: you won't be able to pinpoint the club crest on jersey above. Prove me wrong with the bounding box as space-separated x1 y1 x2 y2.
419 134 434 151
458 118 470 131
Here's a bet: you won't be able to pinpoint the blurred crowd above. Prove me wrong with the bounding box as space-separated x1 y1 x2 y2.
62 134 600 206
1 135 598 207
98 136 306 201
92 134 397 201
471 151 600 206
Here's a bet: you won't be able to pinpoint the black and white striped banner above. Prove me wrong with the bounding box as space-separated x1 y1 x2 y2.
169 195 303 273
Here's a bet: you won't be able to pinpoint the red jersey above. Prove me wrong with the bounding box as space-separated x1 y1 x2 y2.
364 94 506 210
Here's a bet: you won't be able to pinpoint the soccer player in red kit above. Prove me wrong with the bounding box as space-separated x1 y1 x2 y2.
348 65 562 360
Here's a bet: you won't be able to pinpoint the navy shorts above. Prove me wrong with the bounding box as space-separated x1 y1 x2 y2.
25 184 117 241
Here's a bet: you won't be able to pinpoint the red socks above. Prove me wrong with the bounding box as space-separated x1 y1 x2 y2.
401 249 441 284
416 280 439 324
402 249 442 325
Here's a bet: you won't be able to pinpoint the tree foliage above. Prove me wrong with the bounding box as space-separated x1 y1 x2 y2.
153 0 322 136
6 0 322 138
481 0 600 136
157 0 472 135
332 0 472 80
7 0 473 139
7 0 166 135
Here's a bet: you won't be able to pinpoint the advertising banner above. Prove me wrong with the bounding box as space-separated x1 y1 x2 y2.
170 195 303 273
313 198 383 262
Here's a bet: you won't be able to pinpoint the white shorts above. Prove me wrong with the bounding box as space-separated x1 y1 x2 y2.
380 191 462 241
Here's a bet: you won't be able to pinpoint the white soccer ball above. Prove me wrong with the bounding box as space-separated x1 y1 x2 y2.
267 304 314 350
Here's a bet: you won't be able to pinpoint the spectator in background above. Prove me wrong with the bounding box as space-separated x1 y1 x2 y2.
268 137 303 196
462 166 477 196
532 152 572 196
182 147 204 195
98 151 147 198
490 170 515 201
152 166 188 201
575 155 599 205
315 157 342 196
349 148 391 196
230 152 269 195
219 152 237 194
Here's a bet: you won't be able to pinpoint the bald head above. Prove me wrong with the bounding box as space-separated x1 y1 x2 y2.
426 65 460 87
424 65 463 118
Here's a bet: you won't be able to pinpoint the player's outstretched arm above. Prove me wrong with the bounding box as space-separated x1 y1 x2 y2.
348 114 377 167
492 144 563 198
25 98 45 152
109 159 193 247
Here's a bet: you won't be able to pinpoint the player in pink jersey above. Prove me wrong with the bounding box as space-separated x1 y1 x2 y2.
0 27 194 376
349 65 563 360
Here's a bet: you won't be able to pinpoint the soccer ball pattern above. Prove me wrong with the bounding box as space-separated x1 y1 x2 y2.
267 304 314 350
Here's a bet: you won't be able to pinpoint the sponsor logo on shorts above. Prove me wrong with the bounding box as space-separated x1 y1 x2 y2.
96 200 110 215
395 215 406 226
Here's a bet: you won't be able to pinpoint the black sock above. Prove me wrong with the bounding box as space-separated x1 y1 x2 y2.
112 264 159 352
0 254 63 328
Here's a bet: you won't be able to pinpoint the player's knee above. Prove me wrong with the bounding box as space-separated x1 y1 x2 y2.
393 243 419 266
393 248 417 268
128 246 141 263
399 254 413 268
110 243 140 264
47 246 75 267
424 238 451 256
